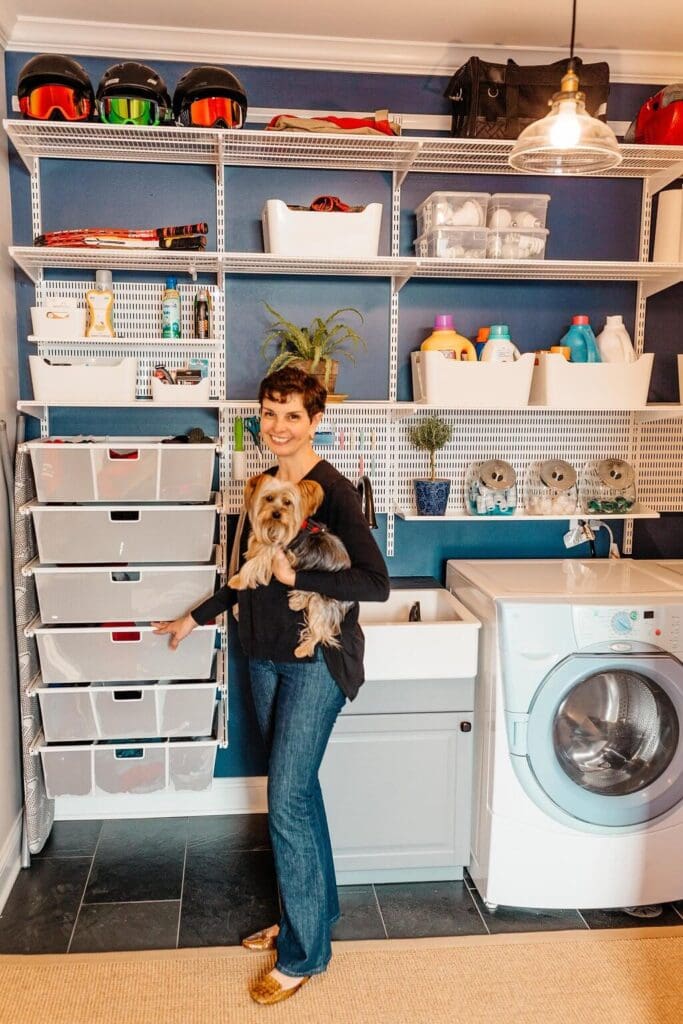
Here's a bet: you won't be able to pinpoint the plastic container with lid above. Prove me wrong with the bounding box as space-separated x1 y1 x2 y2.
524 459 578 515
580 458 637 514
415 226 488 260
420 315 476 361
415 191 490 236
487 193 551 230
465 459 517 516
487 227 548 260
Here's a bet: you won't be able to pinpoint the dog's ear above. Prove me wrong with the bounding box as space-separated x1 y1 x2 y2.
298 480 324 518
244 473 267 508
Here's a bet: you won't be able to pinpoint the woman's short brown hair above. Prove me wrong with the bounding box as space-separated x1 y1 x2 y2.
258 367 327 419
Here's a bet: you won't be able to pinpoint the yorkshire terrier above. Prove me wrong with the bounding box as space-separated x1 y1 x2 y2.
228 473 353 658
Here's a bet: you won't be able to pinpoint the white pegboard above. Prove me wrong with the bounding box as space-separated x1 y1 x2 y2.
636 418 683 511
35 280 225 399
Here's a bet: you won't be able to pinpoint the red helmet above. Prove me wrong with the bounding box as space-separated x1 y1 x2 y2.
626 83 683 145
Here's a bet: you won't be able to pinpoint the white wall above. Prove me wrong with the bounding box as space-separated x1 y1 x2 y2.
0 48 23 907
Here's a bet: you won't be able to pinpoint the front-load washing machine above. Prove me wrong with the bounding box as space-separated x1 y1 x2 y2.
446 558 683 910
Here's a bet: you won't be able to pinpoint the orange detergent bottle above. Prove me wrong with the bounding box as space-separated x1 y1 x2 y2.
421 314 476 360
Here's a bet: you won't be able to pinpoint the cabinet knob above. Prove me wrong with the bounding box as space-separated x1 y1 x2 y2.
460 721 472 732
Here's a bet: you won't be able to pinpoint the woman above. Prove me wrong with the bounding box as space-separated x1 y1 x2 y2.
153 367 389 1004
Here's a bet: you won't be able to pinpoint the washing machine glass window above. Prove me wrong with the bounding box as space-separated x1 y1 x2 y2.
553 670 679 797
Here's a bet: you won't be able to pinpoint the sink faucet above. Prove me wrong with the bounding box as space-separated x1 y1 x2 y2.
356 475 378 529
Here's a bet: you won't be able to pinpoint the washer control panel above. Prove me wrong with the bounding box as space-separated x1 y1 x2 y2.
573 605 683 651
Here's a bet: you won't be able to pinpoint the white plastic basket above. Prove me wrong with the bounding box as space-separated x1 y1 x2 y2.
25 436 216 503
411 351 535 408
27 620 218 684
29 355 137 402
26 550 221 623
262 198 382 257
151 376 212 403
23 497 220 564
530 353 654 409
36 734 219 797
30 305 86 340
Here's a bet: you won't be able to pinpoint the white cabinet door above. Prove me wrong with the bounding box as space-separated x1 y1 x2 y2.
320 712 473 883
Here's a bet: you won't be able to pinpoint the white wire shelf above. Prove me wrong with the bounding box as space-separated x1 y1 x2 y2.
395 503 660 522
17 399 224 418
10 246 219 283
27 335 222 347
5 120 683 183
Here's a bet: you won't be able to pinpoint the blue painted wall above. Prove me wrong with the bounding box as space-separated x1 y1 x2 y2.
5 53 681 776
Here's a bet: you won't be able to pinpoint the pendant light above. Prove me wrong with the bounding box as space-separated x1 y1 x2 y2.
508 0 622 174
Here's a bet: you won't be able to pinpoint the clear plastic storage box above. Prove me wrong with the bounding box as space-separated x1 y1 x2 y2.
487 227 548 259
26 551 220 623
415 191 490 236
414 227 488 260
487 193 551 230
25 437 216 503
524 459 578 515
23 498 219 564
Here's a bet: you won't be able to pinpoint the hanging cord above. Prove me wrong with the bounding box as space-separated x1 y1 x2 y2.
567 0 578 72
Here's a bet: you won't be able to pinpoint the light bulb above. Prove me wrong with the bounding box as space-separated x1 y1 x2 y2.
549 99 581 148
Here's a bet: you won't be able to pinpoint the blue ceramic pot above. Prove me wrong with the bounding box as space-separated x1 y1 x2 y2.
414 479 451 516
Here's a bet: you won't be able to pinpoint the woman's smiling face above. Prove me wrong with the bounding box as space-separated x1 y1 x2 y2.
260 391 323 459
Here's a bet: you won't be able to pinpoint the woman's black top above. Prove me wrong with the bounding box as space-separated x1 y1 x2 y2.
190 460 390 700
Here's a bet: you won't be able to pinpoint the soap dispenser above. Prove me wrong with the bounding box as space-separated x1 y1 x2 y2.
85 270 115 338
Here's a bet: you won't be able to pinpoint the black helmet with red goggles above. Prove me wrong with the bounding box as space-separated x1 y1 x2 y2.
173 65 247 129
17 53 94 121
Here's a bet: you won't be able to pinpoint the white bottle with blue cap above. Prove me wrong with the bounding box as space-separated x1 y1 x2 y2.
480 324 520 363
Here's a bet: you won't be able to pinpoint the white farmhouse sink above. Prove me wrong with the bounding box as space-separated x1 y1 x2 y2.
359 588 480 681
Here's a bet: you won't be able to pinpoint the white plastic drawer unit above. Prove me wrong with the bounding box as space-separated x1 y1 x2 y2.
35 735 219 798
22 496 220 564
31 678 218 742
24 549 221 623
24 436 217 503
26 621 218 684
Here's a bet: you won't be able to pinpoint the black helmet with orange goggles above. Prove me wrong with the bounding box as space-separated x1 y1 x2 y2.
173 65 247 129
17 53 95 122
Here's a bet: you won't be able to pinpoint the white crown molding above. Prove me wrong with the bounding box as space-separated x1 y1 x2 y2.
6 16 678 84
54 775 268 820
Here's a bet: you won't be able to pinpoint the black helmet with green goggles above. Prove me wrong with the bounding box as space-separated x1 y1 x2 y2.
97 61 172 126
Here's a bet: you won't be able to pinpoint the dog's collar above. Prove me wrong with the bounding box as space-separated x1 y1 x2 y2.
299 517 326 535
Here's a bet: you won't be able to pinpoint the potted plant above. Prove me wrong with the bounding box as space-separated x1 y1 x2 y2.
408 415 453 516
260 303 367 393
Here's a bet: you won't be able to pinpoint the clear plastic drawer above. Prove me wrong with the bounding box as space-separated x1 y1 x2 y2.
35 734 219 798
22 497 220 564
24 436 217 503
31 676 218 742
25 549 221 623
27 620 218 684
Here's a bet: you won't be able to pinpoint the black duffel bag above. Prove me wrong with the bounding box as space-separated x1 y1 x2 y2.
444 57 610 140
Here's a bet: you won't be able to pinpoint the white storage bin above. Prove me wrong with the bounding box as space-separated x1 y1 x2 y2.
151 376 211 403
23 497 219 564
530 353 654 409
411 351 535 408
29 355 137 403
25 436 216 503
36 735 219 798
30 305 86 340
415 191 490 235
262 198 382 257
414 227 488 260
28 621 217 684
33 678 217 742
487 193 551 230
487 227 548 259
26 550 221 623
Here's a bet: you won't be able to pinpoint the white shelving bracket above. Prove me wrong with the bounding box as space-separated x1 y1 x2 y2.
641 270 683 299
395 140 423 187
647 161 683 196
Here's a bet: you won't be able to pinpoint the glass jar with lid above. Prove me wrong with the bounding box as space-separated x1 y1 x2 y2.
465 459 517 516
524 459 578 516
580 458 636 514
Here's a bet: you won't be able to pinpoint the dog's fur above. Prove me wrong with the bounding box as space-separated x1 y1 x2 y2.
228 473 353 658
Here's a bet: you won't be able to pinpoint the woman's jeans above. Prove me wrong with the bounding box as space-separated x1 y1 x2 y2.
249 650 346 976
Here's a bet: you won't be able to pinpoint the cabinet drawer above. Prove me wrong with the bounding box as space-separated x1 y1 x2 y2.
36 735 219 798
26 551 221 624
23 498 220 564
32 678 218 742
27 621 217 684
24 437 216 503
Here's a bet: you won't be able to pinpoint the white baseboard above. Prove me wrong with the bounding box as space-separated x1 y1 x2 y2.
55 776 268 821
0 812 23 913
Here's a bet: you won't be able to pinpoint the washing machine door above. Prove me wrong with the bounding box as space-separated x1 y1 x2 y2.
525 654 683 827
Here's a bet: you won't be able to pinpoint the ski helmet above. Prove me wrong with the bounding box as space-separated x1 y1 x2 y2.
17 54 94 121
173 65 247 128
96 62 172 125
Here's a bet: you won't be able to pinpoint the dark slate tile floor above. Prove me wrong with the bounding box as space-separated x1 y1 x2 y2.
1 814 681 954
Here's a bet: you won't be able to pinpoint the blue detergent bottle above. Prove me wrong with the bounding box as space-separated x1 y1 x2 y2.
560 315 601 362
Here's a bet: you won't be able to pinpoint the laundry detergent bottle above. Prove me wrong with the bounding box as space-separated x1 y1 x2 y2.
480 323 520 363
559 315 601 363
596 315 636 362
421 314 476 360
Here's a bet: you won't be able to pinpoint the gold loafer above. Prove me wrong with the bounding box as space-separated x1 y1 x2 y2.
249 973 310 1005
241 927 278 952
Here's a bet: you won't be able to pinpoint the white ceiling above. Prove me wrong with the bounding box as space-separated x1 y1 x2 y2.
1 1 683 82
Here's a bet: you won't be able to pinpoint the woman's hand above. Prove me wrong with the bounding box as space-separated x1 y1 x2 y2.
152 613 197 650
272 547 296 587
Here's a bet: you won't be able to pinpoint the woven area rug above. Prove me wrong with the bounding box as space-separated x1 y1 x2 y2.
1 928 682 1024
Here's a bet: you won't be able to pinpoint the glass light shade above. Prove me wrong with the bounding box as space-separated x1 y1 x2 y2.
509 91 622 175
